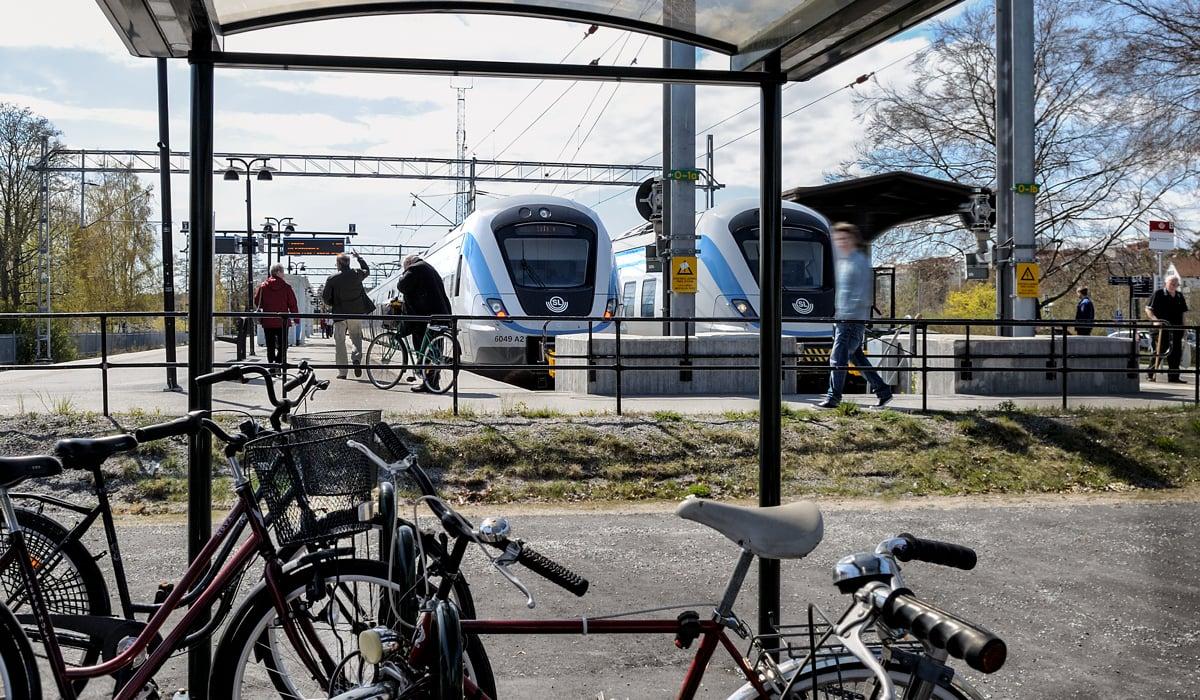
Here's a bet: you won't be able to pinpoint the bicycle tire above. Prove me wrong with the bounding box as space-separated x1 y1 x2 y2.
420 330 460 394
210 557 494 699
366 331 409 390
0 601 41 700
732 659 982 699
1 506 111 694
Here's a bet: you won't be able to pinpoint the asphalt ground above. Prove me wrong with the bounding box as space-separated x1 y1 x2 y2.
39 493 1200 698
1 337 1197 416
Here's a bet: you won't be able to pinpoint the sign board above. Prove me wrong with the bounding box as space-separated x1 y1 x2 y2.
635 178 662 222
283 238 345 256
1108 275 1132 286
1013 183 1039 195
1132 275 1154 298
1015 262 1040 298
215 236 254 255
671 255 698 293
1149 220 1176 251
665 168 703 182
644 244 661 273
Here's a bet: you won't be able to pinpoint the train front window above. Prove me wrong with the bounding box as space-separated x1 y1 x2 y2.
737 228 826 290
502 236 590 288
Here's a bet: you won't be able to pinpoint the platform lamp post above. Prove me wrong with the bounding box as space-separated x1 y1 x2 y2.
262 216 295 271
224 157 272 356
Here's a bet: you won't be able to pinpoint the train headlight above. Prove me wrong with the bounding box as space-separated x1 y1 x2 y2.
731 299 755 317
538 207 552 219
486 298 509 318
603 298 617 319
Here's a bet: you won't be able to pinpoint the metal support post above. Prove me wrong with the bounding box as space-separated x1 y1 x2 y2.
995 0 1014 336
244 174 257 354
663 6 697 337
757 57 784 649
37 136 52 363
186 52 216 697
706 134 715 209
1011 0 1036 336
157 58 180 391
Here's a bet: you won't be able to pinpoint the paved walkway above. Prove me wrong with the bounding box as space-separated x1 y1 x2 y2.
1 337 1196 416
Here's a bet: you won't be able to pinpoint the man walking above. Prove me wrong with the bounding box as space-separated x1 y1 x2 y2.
322 251 371 379
254 263 299 374
396 255 452 392
818 222 893 409
1146 274 1189 383
1074 287 1095 336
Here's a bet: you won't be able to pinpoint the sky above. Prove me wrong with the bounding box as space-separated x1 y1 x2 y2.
0 0 963 278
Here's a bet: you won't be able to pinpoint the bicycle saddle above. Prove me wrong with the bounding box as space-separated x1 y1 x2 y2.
55 434 138 469
0 455 62 488
675 497 823 560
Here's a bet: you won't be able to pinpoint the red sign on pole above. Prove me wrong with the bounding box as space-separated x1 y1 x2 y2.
1149 220 1174 233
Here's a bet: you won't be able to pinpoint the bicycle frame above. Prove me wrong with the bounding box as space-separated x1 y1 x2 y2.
0 480 328 700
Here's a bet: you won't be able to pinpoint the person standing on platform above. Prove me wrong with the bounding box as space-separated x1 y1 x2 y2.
1074 287 1095 335
1146 274 1189 383
254 263 299 375
396 254 452 392
818 222 893 409
322 251 371 379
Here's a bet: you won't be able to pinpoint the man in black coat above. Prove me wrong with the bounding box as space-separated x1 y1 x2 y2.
1146 274 1189 382
322 252 371 378
396 255 452 392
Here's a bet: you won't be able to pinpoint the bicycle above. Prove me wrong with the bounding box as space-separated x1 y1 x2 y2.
366 317 460 394
337 441 1007 699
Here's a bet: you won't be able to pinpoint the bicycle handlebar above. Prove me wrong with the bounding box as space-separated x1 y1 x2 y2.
133 410 210 442
891 533 977 571
509 542 589 597
875 585 1007 674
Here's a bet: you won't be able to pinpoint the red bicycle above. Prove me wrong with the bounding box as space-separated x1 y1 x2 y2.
337 439 1007 699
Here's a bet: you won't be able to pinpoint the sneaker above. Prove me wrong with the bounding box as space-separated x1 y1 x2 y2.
816 397 839 409
337 374 348 380
876 391 894 408
353 360 363 378
411 384 431 393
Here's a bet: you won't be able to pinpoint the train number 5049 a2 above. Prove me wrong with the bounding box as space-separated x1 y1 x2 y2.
493 334 522 345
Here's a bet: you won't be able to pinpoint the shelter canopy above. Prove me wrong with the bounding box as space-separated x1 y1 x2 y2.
96 0 963 79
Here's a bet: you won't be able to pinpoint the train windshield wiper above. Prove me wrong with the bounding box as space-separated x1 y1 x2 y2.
520 257 548 288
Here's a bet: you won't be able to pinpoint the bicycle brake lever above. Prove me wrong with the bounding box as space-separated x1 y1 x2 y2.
835 597 896 700
492 543 535 609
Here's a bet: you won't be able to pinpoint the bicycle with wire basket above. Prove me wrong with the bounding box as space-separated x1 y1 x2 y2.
0 381 423 699
329 436 1008 699
366 318 460 394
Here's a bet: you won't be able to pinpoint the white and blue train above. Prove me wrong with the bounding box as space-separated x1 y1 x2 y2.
369 195 619 377
611 198 835 336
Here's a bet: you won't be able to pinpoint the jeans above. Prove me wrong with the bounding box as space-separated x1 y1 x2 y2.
264 327 287 368
826 321 890 401
333 319 363 377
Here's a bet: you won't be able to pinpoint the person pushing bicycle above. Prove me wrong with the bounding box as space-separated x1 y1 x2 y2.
396 254 452 392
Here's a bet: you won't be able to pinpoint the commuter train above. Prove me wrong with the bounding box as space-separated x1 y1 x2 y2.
611 198 835 336
368 195 619 378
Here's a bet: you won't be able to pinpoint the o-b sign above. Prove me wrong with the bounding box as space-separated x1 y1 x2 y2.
672 256 698 293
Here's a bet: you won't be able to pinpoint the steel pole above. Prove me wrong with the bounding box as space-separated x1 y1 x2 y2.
157 58 180 391
1011 0 1036 336
245 173 257 355
995 0 1014 336
186 53 215 697
757 56 783 648
663 3 697 336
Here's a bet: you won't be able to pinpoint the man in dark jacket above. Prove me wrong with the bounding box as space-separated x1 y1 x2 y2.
396 255 452 392
1147 274 1189 382
1074 287 1095 336
322 252 370 378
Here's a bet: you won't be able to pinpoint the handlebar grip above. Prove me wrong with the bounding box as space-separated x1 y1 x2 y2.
283 367 310 392
372 422 413 461
133 410 208 442
516 544 589 597
895 533 977 571
882 590 1006 674
194 366 246 387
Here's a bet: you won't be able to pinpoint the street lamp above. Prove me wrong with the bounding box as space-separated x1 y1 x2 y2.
262 216 295 270
224 157 273 356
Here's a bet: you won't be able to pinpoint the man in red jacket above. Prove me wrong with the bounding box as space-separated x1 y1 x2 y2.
255 264 300 374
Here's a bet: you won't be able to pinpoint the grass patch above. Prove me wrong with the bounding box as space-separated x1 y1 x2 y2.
652 410 684 422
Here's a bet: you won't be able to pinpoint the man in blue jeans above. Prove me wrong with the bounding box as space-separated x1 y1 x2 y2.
818 222 893 408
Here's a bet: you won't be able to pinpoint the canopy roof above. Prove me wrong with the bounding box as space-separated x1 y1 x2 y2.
784 171 987 243
95 0 962 79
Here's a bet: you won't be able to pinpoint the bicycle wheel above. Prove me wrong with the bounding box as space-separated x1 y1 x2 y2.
0 602 41 700
366 331 408 390
420 330 460 395
0 506 110 693
211 557 494 699
760 659 982 699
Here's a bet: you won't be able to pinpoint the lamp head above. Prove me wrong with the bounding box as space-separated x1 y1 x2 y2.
256 168 273 181
223 168 239 181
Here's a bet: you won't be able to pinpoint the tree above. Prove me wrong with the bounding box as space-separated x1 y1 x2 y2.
842 2 1196 310
0 103 62 311
940 282 997 334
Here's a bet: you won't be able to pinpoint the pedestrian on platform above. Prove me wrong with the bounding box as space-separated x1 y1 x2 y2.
1074 287 1095 336
396 254 452 392
322 251 372 379
1146 274 1189 383
818 222 893 409
254 263 299 374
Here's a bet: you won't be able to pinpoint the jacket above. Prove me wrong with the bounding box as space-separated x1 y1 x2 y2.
834 248 873 321
322 258 371 315
254 276 299 329
396 260 452 316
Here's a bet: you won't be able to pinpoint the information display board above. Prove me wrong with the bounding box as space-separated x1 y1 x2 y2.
283 238 345 256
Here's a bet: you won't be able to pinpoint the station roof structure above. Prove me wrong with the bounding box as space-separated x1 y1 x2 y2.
94 0 964 80
784 171 987 243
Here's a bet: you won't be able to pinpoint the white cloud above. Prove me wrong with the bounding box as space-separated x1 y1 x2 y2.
1 0 144 64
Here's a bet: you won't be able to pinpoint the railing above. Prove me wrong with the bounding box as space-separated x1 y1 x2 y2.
2 311 1197 416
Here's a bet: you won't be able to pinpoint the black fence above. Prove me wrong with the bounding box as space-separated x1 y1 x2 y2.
2 310 1198 416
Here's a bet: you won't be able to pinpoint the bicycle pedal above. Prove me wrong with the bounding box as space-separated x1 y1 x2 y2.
153 581 175 605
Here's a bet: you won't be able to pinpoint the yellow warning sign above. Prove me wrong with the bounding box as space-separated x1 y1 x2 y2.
1016 262 1040 298
671 256 698 293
